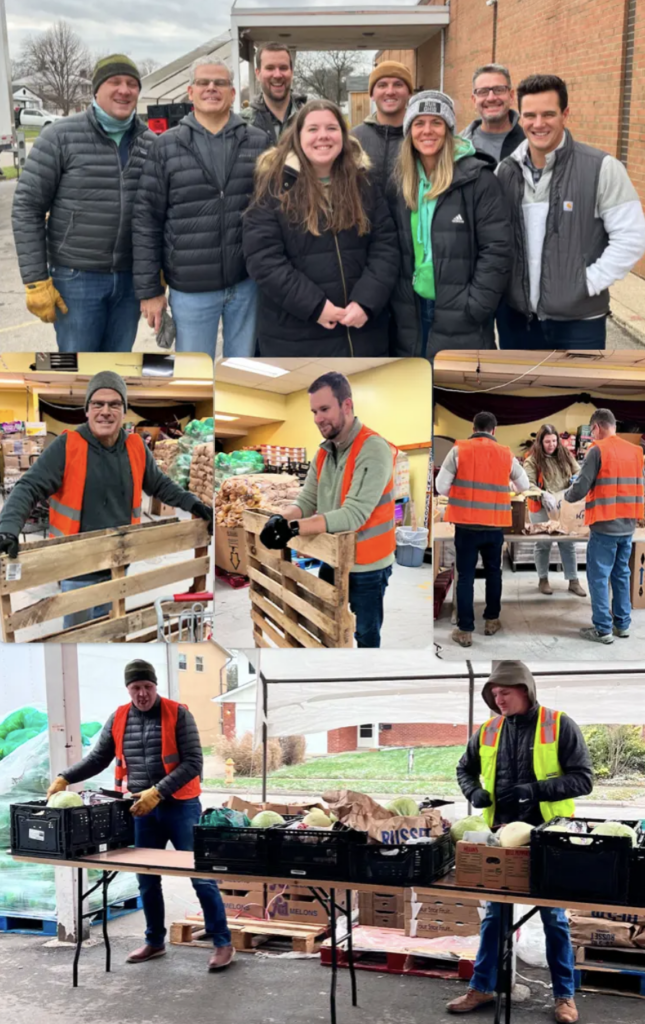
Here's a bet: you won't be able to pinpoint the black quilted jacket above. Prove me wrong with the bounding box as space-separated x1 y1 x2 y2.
11 106 155 283
61 697 203 801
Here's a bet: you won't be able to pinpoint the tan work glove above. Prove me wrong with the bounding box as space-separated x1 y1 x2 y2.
25 278 69 323
130 786 162 817
46 776 69 800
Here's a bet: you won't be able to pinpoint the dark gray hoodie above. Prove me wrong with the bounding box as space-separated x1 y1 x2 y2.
457 661 593 826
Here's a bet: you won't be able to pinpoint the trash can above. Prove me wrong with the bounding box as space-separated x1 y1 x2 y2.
395 527 429 567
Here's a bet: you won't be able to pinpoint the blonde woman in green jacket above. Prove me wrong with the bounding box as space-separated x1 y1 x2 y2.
524 424 586 597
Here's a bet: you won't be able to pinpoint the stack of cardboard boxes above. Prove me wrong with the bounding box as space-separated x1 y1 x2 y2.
404 891 482 939
1 425 46 495
242 444 307 468
358 890 405 930
455 840 531 893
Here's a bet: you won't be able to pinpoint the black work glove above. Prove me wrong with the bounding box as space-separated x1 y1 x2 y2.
497 783 537 815
0 533 19 559
260 514 298 550
192 501 213 535
470 787 493 809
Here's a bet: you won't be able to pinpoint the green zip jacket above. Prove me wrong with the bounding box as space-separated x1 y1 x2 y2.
294 418 395 573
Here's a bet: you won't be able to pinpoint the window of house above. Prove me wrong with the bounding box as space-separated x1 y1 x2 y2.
359 724 373 739
195 656 204 672
178 654 187 670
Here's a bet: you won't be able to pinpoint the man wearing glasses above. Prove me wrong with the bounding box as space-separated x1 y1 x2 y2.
133 60 270 358
0 371 213 628
462 64 525 166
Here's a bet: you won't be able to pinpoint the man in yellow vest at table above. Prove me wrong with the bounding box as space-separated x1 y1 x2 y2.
448 661 593 1024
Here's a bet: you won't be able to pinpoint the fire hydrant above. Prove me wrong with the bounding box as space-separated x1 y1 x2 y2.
224 758 235 786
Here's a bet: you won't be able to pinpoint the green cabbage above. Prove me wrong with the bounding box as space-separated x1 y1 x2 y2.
385 796 419 817
450 816 491 843
250 811 285 828
47 792 84 809
591 821 638 847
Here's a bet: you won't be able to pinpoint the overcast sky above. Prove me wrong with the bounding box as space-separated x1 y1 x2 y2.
6 0 412 66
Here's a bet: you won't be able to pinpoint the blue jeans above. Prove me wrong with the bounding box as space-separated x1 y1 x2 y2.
534 539 579 580
134 797 230 949
170 277 258 359
586 531 633 634
472 903 575 999
454 526 504 633
318 563 393 647
50 267 140 352
420 298 435 357
497 301 606 350
61 570 112 629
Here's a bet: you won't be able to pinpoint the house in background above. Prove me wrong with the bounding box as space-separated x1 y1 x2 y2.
12 83 42 111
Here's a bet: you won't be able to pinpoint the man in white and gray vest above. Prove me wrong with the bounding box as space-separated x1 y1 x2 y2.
496 74 645 349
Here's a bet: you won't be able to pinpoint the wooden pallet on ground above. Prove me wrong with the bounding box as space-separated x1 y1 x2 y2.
0 518 210 642
243 510 356 648
320 925 476 980
170 914 329 954
574 945 645 997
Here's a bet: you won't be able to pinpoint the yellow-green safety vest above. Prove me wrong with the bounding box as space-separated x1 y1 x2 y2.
478 706 575 827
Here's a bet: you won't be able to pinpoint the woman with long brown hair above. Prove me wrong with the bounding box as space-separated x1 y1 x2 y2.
524 424 586 596
242 99 401 356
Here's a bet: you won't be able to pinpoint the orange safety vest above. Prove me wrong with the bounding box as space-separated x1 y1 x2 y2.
112 697 201 800
584 435 644 525
48 431 147 538
315 424 397 566
528 469 544 515
445 437 513 528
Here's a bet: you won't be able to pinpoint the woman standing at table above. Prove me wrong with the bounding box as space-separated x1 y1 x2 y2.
523 424 586 597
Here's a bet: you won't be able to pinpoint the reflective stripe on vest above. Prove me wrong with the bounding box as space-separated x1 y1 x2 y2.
49 431 147 538
478 706 575 828
112 696 201 800
528 469 544 515
585 435 644 525
445 438 513 528
315 425 398 566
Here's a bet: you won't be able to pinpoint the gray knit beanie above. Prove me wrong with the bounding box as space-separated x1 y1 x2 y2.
125 659 158 687
85 371 128 412
403 90 456 137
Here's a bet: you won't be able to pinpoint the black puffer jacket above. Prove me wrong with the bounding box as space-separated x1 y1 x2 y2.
11 107 155 283
242 151 401 356
351 116 403 191
388 152 512 357
132 113 271 298
456 662 593 828
62 696 203 801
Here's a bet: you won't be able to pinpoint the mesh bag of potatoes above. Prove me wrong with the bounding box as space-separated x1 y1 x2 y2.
189 442 214 505
153 438 179 474
215 477 263 527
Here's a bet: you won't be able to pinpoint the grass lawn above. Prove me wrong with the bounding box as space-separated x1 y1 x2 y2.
204 746 645 804
0 167 18 179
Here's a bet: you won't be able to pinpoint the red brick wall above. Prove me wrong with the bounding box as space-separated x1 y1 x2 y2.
327 726 359 754
628 0 645 277
222 703 236 740
378 723 469 747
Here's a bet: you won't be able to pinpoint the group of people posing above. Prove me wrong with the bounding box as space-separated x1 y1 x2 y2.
436 408 645 646
11 48 645 356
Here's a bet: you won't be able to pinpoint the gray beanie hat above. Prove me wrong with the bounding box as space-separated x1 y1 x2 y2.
85 371 128 412
125 659 158 687
403 90 456 137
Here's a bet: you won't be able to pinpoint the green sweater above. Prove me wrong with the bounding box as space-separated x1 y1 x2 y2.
294 417 395 573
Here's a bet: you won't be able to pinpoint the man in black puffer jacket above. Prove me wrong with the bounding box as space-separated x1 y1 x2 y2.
46 660 234 971
448 661 592 1023
350 61 413 191
11 55 155 353
133 59 270 359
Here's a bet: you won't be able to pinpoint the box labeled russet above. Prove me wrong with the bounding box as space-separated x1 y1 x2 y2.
455 842 530 893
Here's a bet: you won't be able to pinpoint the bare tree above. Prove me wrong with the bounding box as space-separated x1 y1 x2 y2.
294 51 371 106
19 21 91 115
138 58 161 78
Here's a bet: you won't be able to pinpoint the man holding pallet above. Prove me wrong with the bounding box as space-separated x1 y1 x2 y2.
46 659 234 969
259 371 398 648
0 371 213 628
448 660 593 1023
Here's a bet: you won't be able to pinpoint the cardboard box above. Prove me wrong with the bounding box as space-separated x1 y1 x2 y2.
358 905 404 929
215 525 248 576
19 455 30 470
406 918 481 939
455 841 530 893
150 496 176 517
225 795 325 819
211 878 265 917
3 455 19 471
405 901 482 925
266 882 356 927
630 541 645 609
570 916 637 949
616 433 644 447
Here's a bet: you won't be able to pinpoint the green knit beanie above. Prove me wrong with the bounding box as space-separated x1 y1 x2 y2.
124 659 158 687
92 54 142 95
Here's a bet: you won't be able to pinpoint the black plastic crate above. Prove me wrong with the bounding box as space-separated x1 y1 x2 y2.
193 824 272 875
268 824 367 882
628 832 645 908
349 832 454 886
10 797 135 860
530 817 638 906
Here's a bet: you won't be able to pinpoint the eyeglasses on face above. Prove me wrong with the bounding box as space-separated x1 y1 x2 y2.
194 78 231 89
473 86 510 97
89 401 123 411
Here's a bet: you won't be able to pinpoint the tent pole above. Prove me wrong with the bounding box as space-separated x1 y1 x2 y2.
466 659 475 816
262 671 268 804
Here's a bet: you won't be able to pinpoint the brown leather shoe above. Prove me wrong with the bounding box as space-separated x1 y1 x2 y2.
452 628 473 647
484 618 502 636
568 580 586 597
538 577 553 595
208 944 235 970
447 988 495 1014
126 944 166 963
554 998 578 1023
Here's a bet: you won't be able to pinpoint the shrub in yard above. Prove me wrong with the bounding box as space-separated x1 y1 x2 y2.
214 731 282 776
582 724 645 778
279 735 306 766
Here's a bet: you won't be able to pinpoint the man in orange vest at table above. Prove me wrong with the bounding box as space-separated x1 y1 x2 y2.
0 370 212 628
46 659 234 970
436 410 530 648
259 371 398 647
564 407 645 643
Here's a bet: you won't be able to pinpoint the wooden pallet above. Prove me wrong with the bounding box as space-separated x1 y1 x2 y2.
575 945 645 998
170 915 329 954
242 510 356 648
0 518 210 642
320 925 475 980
